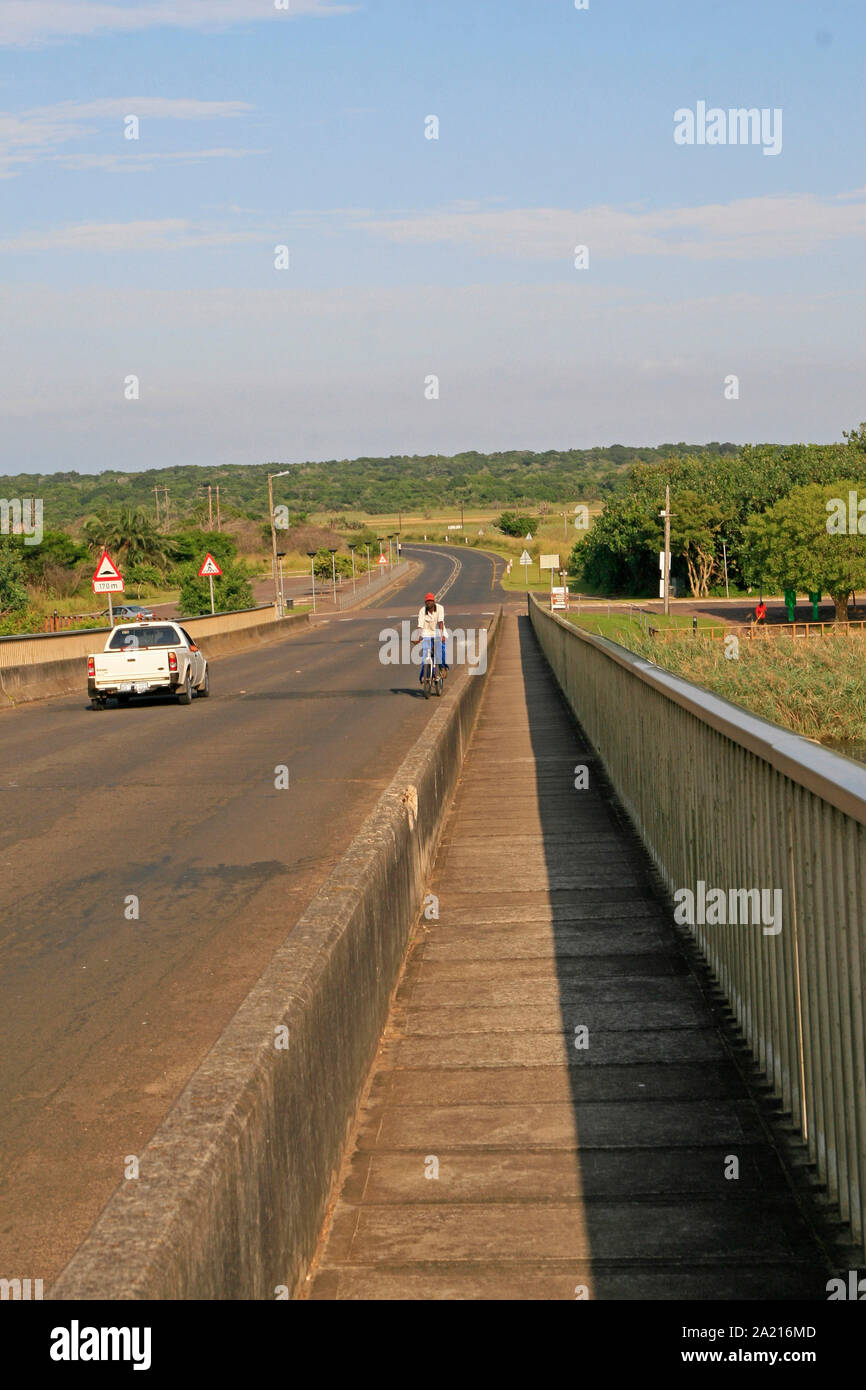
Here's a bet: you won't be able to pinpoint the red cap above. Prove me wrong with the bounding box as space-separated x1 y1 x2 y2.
425 592 436 601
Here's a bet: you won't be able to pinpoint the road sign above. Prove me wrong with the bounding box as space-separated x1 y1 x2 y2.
525 531 533 541
519 550 532 565
92 551 124 593
539 554 560 571
378 554 387 566
551 586 567 610
198 553 222 577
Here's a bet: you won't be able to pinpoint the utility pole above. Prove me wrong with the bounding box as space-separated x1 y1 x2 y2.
154 486 161 526
216 485 221 532
207 485 213 529
721 538 730 600
163 487 170 530
659 484 673 618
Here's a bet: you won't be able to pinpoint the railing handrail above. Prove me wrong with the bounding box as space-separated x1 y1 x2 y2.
532 594 866 828
0 602 275 644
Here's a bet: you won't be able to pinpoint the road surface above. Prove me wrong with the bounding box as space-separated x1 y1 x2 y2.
0 545 505 1285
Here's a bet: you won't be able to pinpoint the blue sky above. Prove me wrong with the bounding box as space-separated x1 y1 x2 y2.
1 0 864 472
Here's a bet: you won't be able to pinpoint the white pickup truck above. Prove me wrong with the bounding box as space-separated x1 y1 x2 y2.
88 621 210 708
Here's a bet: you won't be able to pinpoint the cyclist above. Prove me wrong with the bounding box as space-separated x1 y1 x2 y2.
413 591 448 685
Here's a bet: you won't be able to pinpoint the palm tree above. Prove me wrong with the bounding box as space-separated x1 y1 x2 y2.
83 508 167 569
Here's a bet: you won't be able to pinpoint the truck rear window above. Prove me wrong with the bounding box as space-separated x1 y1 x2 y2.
108 626 180 650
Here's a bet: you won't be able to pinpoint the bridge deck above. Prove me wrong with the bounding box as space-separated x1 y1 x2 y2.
308 613 828 1300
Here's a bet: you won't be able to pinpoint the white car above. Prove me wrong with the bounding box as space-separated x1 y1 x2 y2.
87 622 209 708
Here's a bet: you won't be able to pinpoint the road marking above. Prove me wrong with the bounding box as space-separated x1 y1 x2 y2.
407 545 462 601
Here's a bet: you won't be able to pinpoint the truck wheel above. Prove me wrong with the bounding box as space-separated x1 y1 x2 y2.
196 666 210 698
91 698 107 711
177 674 193 705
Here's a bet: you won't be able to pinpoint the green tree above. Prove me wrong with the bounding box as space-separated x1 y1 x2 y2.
671 490 729 598
743 481 866 621
0 539 28 613
496 511 537 537
176 564 254 617
84 508 167 569
570 496 659 594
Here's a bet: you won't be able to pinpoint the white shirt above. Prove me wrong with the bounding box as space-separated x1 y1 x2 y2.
417 602 444 636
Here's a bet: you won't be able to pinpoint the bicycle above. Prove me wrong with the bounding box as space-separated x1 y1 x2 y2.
420 645 444 699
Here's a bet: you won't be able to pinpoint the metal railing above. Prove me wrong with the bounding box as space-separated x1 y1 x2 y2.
530 593 866 1258
334 559 410 610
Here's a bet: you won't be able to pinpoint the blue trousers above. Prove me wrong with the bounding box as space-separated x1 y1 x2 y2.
419 635 447 681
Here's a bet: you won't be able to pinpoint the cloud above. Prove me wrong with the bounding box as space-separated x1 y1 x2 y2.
55 147 265 173
0 282 862 466
0 218 268 251
0 97 254 177
346 190 866 262
0 1 357 48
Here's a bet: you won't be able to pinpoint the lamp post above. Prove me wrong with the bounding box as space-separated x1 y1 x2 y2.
387 535 394 567
349 545 356 593
365 543 371 583
306 550 317 613
276 550 286 614
328 547 338 605
268 469 291 615
377 536 384 557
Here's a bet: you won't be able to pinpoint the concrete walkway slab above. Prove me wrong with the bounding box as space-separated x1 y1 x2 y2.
307 613 829 1300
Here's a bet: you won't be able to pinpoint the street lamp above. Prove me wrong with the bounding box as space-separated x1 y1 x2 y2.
365 542 371 584
387 534 394 567
276 549 286 614
349 545 356 593
268 469 292 615
377 536 384 557
306 550 317 613
328 547 338 605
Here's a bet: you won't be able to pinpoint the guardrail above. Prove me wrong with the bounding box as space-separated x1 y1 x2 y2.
332 559 410 610
529 593 866 1259
649 619 866 643
0 604 277 669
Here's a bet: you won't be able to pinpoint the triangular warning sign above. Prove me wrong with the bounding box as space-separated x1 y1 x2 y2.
198 552 222 577
93 551 122 582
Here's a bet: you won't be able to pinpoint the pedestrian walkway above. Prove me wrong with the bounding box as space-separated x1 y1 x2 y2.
308 612 829 1299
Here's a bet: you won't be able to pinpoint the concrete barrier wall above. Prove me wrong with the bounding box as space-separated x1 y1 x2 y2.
51 610 502 1300
0 607 306 707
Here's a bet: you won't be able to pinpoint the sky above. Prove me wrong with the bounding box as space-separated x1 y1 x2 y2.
0 0 864 473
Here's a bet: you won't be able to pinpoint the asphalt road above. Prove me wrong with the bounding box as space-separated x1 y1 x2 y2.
0 545 506 1286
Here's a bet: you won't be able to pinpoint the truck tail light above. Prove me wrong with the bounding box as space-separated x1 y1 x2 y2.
87 657 95 677
168 652 178 672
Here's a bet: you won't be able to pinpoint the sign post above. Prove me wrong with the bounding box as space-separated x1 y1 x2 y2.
198 552 222 615
92 552 124 626
519 548 532 590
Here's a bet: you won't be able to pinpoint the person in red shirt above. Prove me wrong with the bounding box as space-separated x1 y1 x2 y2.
754 600 767 624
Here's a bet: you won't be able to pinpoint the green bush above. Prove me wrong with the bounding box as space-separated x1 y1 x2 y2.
496 511 538 538
176 563 254 617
